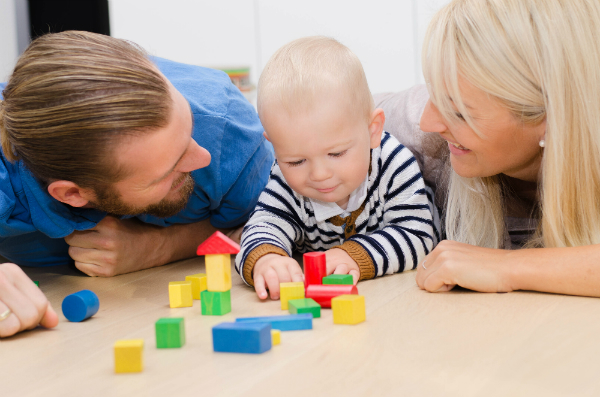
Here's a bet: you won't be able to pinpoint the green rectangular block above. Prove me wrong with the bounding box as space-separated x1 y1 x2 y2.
322 274 353 285
156 317 185 348
201 290 231 315
288 298 321 318
34 281 39 287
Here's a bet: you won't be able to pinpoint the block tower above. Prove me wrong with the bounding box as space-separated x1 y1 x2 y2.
196 231 240 315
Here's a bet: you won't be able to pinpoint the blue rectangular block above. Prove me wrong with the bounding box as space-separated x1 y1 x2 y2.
212 322 272 354
235 313 313 331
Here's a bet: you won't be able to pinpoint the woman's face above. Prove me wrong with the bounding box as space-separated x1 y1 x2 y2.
419 79 546 182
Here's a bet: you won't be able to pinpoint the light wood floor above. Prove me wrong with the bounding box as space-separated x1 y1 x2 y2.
3 256 600 397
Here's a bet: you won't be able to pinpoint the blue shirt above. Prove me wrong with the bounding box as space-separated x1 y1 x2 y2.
0 57 273 267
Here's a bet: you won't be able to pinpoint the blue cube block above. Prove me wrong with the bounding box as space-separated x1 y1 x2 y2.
212 322 272 354
62 290 100 322
235 313 313 331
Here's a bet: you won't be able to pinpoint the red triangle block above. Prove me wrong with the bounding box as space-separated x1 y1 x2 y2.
196 231 240 255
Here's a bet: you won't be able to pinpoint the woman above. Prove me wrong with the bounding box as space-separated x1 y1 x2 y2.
377 0 600 296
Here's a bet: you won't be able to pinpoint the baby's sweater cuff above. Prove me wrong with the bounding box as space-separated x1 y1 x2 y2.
242 244 289 286
332 240 376 280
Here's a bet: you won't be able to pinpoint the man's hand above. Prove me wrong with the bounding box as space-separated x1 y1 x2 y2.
325 248 360 284
0 263 59 338
253 254 304 300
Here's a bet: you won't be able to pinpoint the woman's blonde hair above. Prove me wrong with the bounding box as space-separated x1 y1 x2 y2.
422 0 600 248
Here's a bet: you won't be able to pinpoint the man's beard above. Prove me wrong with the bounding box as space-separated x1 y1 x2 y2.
90 173 195 218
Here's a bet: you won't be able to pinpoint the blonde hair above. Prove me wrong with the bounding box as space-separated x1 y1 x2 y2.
422 0 600 248
0 31 170 188
257 36 373 121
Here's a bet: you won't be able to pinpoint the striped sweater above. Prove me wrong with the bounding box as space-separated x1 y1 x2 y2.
235 132 440 286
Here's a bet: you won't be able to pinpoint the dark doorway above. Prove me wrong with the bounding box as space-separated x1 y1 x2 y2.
28 0 110 40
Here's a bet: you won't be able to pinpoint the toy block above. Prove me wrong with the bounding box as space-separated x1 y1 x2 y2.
62 289 100 322
306 284 358 308
168 281 193 308
196 231 241 255
271 329 281 346
205 254 232 292
303 252 326 288
236 313 313 331
288 298 321 318
280 281 305 310
155 318 186 348
34 281 39 287
212 322 272 354
332 295 366 325
322 274 353 285
201 290 231 315
185 273 207 299
114 339 144 373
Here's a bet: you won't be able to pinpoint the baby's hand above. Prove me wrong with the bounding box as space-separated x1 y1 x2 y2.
325 248 360 285
253 254 304 300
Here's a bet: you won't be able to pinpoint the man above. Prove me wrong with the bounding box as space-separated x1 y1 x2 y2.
0 31 273 337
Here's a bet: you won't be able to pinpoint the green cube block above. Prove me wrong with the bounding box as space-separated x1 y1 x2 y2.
288 298 321 318
34 281 39 287
155 317 185 348
201 290 231 315
322 274 353 285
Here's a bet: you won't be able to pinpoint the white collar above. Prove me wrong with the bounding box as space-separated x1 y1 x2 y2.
309 175 369 223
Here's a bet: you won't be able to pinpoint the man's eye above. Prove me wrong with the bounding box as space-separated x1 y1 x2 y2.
329 150 347 158
287 159 305 167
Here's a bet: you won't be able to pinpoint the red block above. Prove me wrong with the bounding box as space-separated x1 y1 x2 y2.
305 284 358 308
197 231 240 256
303 252 327 288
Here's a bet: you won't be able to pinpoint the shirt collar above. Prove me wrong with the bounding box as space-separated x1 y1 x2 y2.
309 175 369 223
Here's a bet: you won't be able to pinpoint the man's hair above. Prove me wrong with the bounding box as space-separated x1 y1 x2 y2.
257 36 374 121
0 31 171 188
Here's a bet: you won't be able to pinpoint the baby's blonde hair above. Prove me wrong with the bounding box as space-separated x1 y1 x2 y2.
258 36 373 121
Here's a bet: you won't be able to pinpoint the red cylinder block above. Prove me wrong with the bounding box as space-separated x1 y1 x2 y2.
303 252 327 288
305 284 358 308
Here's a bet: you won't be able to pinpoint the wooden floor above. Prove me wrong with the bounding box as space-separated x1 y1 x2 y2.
3 256 600 397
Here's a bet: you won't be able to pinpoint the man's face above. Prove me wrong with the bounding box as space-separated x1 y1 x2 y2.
88 80 211 217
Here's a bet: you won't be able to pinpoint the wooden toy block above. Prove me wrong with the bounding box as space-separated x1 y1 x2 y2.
155 318 186 348
185 273 207 299
332 295 366 325
306 284 358 308
62 289 100 322
212 322 272 354
205 254 232 292
168 281 193 308
34 281 39 287
288 298 321 318
303 252 326 288
201 290 231 315
271 329 281 345
114 339 144 373
236 313 313 331
322 274 353 285
280 281 305 310
196 231 241 255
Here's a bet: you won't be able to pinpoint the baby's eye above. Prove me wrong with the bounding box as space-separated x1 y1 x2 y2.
287 159 305 167
329 150 347 158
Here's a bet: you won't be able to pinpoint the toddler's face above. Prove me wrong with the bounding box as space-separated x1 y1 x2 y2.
261 97 379 209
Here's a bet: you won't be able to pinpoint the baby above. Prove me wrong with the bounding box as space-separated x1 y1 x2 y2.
235 36 438 299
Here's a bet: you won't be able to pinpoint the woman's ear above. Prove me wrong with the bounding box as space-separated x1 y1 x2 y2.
369 108 385 149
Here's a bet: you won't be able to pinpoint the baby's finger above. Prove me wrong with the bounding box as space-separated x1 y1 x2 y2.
287 262 304 283
349 270 360 285
333 264 350 274
254 274 269 300
263 268 281 300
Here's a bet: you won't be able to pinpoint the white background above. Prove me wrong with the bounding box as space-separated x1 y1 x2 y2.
0 0 449 93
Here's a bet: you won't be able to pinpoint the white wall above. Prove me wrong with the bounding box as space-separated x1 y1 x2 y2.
0 0 19 82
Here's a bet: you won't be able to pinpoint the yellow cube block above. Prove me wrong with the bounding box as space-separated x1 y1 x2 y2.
206 254 232 292
114 339 144 373
185 273 207 300
280 282 305 310
332 295 366 325
271 329 281 346
168 281 193 308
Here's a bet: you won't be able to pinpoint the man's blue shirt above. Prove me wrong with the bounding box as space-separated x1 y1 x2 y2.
0 57 273 267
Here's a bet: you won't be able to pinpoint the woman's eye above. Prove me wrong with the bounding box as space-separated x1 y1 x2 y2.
329 150 347 158
287 159 305 167
455 112 465 121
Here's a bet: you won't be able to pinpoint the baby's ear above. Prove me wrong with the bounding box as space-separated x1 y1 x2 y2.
263 131 271 142
369 108 385 149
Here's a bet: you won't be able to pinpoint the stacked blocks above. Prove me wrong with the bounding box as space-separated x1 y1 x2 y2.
332 295 366 325
288 298 321 318
280 282 305 310
168 281 193 308
185 273 207 300
62 289 100 322
271 329 281 345
323 274 353 285
156 318 186 348
114 339 144 373
236 313 313 331
212 322 272 354
196 231 240 316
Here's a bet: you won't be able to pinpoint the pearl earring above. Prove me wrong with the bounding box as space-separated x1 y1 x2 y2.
539 139 545 148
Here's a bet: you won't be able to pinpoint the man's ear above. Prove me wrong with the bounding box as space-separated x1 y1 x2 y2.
369 108 385 149
47 181 94 208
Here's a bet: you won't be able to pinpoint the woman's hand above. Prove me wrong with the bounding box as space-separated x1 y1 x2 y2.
416 240 515 293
